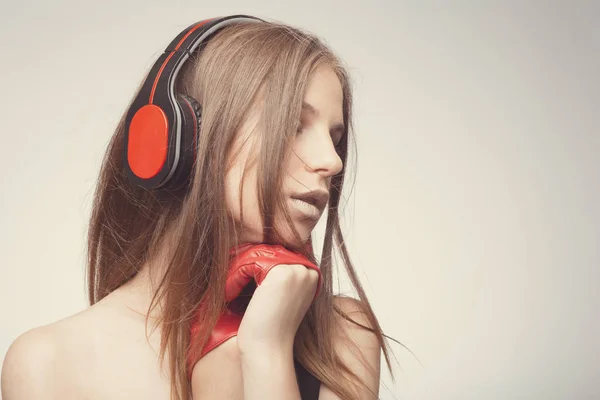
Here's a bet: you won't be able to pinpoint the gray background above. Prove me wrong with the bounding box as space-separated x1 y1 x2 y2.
1 1 598 399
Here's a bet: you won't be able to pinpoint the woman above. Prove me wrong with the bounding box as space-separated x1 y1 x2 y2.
1 15 395 400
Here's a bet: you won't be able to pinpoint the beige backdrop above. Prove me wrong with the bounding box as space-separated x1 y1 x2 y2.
1 1 599 399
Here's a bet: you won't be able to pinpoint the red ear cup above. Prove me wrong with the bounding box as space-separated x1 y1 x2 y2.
127 104 170 181
124 95 202 191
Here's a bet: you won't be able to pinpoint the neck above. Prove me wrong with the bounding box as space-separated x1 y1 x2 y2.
110 248 171 321
108 231 276 319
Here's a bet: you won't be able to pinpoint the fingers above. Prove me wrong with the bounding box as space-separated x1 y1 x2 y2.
262 263 320 293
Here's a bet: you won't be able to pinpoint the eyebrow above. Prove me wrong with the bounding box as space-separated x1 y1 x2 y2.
302 101 345 134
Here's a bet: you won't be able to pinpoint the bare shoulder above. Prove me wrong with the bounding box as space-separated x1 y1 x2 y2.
1 301 111 399
3 293 170 400
332 295 381 357
333 295 377 333
318 296 381 400
1 322 63 399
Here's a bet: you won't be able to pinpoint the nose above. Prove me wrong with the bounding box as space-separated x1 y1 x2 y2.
302 129 344 178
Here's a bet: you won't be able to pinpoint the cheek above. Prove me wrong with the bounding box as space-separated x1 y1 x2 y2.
225 163 262 230
285 149 304 175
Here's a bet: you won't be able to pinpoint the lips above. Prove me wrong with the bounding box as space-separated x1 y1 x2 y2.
290 197 321 220
290 189 329 213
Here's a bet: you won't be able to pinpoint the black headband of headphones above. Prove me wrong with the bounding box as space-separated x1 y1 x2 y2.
123 15 264 190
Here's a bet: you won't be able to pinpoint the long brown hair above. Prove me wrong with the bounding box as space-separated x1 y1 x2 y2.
86 19 396 400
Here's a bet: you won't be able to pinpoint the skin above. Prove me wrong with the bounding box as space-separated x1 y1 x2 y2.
0 64 381 400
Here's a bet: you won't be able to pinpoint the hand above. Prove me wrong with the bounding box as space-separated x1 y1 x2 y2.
236 261 320 358
188 243 321 375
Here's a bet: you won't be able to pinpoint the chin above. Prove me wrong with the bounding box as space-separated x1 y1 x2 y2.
269 228 314 249
239 215 316 247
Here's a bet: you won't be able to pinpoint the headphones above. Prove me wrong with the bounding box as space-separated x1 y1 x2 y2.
123 15 264 190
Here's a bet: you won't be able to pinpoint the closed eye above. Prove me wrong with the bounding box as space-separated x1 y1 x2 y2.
296 121 345 155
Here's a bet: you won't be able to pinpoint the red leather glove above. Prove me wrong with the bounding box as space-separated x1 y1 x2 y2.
223 243 321 302
187 243 321 376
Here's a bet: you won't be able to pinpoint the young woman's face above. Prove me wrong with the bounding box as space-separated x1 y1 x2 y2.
225 64 345 245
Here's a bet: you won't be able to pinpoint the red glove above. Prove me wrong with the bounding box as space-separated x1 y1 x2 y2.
187 243 321 376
